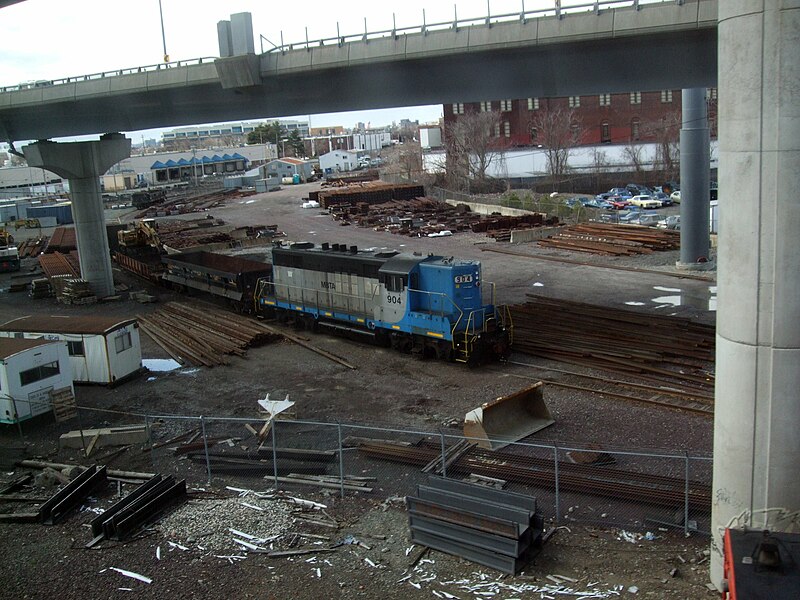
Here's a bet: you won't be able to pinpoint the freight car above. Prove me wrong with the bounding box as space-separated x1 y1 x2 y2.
256 242 511 364
162 251 271 312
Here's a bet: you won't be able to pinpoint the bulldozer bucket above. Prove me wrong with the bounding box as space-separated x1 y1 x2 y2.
463 382 554 450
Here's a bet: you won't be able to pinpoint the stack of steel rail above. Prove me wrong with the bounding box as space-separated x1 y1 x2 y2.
407 476 544 575
16 236 49 258
361 441 711 512
311 182 425 209
509 295 715 391
137 302 281 367
45 226 77 253
538 223 680 255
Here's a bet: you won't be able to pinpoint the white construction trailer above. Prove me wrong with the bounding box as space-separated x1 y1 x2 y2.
0 337 73 424
0 316 142 385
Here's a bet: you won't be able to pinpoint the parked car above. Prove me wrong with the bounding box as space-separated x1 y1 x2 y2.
626 183 652 196
607 196 631 210
658 215 681 230
563 198 583 208
652 192 672 206
586 198 613 209
636 211 662 226
608 187 632 198
670 190 682 203
628 194 662 209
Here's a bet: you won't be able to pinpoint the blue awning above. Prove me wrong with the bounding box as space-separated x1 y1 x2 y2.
211 155 223 162
150 160 166 169
164 159 178 167
176 158 190 166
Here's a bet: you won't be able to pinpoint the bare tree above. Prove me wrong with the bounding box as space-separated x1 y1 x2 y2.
649 110 681 182
623 142 646 176
529 108 581 186
444 111 504 191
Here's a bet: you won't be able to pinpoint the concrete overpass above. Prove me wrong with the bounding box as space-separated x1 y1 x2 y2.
0 0 717 142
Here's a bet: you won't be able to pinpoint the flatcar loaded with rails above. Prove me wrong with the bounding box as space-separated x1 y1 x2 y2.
256 242 512 365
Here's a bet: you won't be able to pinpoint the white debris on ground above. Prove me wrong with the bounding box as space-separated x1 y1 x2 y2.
157 492 293 553
402 567 626 599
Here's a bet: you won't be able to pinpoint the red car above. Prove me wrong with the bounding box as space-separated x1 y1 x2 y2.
607 196 630 210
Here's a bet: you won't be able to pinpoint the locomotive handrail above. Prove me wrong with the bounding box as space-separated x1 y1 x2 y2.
406 287 462 322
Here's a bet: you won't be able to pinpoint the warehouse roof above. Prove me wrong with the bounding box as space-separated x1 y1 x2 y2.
0 315 137 336
0 337 61 361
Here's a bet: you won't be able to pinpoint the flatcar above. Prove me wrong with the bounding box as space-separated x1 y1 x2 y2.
256 242 511 364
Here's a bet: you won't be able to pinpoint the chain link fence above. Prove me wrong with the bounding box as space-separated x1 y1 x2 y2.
5 404 712 537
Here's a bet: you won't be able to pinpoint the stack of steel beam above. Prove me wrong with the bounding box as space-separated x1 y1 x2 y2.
406 476 543 575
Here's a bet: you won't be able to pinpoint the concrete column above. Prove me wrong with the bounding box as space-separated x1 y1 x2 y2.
23 133 131 298
679 88 710 265
711 1 800 589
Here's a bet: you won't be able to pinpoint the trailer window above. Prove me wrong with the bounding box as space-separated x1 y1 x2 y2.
67 341 84 356
115 332 132 354
19 361 60 386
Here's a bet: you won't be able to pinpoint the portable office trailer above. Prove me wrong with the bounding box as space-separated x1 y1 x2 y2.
0 316 142 385
0 338 73 424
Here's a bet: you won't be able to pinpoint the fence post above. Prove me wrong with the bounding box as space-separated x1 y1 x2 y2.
553 444 560 525
337 422 345 499
10 396 23 441
200 416 212 484
439 431 447 478
75 404 88 457
684 452 690 536
271 419 279 489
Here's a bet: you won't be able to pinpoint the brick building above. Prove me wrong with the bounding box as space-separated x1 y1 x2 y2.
443 89 718 148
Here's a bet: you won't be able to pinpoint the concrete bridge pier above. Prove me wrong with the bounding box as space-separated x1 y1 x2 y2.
711 0 800 589
23 134 131 298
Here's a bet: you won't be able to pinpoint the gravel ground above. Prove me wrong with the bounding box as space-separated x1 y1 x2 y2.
0 182 718 598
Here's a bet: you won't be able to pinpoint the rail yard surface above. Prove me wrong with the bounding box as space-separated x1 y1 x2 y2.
0 182 717 599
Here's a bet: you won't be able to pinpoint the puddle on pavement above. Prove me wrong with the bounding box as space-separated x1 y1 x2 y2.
625 285 717 311
143 359 182 372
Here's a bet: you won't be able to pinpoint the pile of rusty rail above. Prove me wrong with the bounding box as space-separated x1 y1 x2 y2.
310 182 425 209
538 223 680 255
46 226 77 253
135 188 246 218
137 302 281 367
509 295 715 391
38 251 79 278
321 170 379 186
16 236 49 258
359 440 711 512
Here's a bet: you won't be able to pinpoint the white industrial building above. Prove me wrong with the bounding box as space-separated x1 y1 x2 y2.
419 126 443 150
319 150 364 174
0 337 73 424
0 316 142 385
262 158 315 182
352 132 392 152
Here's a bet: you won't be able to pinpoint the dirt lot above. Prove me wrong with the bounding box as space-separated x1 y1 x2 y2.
0 182 718 599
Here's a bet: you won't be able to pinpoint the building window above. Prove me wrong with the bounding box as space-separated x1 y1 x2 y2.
451 103 465 115
530 127 538 141
115 332 132 354
630 91 642 105
631 118 641 141
503 122 511 138
660 89 673 103
601 122 610 142
527 97 539 110
494 123 501 137
707 87 717 101
568 96 581 108
500 99 512 112
67 341 84 356
480 101 492 112
599 93 611 107
19 361 60 386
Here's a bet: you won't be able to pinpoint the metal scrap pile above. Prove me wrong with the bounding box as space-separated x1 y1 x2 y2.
331 197 555 238
135 187 255 218
16 236 49 258
137 302 282 367
538 223 680 255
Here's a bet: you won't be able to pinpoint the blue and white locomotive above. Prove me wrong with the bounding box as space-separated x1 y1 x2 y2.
256 242 511 364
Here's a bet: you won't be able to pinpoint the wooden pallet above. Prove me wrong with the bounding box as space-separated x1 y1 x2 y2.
50 387 77 422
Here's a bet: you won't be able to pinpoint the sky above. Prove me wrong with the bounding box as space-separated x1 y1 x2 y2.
0 0 576 143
